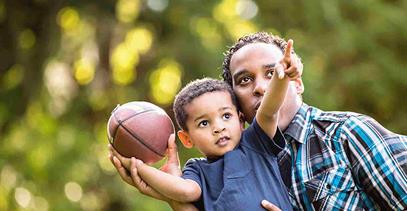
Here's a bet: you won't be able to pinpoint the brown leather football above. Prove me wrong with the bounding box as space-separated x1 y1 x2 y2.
107 101 174 164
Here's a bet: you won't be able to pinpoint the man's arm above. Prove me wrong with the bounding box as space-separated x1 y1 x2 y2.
343 115 407 209
256 39 301 138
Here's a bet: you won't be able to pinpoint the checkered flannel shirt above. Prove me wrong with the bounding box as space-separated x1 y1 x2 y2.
277 104 407 210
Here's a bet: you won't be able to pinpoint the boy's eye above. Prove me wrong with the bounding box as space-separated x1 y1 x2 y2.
223 113 232 120
198 120 209 127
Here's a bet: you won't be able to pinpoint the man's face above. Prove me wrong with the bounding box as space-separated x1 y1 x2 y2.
229 42 303 124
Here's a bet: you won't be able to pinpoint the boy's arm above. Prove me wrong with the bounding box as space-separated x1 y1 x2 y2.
256 39 299 138
132 157 201 203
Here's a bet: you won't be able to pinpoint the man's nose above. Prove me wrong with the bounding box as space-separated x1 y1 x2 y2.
253 78 268 96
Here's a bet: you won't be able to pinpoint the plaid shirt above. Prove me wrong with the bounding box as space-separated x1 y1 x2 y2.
277 104 407 210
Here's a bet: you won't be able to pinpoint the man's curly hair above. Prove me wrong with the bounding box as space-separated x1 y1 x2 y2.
222 32 296 86
173 78 238 131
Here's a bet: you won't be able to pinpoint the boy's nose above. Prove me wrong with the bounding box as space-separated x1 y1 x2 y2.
213 122 226 134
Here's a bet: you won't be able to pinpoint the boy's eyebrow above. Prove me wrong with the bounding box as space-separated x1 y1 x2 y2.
193 114 206 123
192 107 233 123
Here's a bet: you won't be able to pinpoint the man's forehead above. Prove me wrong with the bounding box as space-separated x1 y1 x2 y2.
230 43 282 74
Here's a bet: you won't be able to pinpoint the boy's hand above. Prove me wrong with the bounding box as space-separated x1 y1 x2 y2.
109 147 169 201
276 39 303 80
160 134 182 177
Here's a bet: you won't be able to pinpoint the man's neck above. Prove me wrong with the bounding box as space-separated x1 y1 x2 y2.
278 99 302 132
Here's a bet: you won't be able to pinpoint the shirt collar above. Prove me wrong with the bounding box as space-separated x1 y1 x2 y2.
283 103 313 144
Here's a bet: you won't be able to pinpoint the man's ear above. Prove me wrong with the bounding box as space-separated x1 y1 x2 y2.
294 78 304 94
177 130 193 148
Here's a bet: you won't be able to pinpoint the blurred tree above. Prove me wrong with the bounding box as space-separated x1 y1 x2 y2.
0 0 405 210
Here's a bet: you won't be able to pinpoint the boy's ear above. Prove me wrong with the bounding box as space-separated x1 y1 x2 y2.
239 112 245 130
177 130 193 148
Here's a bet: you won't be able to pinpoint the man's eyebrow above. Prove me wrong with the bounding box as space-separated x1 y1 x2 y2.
232 69 248 82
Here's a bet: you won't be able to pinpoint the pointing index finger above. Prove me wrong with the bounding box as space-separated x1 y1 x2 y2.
283 39 293 65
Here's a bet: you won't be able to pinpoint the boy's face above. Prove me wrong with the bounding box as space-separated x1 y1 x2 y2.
229 42 304 124
178 91 243 159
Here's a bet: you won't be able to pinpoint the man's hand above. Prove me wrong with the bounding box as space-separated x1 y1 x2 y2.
261 200 282 211
276 39 303 80
108 134 182 201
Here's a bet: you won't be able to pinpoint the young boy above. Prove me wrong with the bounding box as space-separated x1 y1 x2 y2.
126 41 299 210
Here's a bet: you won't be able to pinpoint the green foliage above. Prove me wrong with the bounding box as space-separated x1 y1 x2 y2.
0 0 405 210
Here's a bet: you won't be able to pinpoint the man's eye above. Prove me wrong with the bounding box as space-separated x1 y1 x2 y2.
239 76 251 85
266 70 274 78
198 120 209 127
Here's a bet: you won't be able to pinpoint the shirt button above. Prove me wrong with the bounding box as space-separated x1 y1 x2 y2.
326 184 331 189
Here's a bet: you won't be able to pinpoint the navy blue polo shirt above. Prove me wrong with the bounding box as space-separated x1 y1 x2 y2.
182 119 292 211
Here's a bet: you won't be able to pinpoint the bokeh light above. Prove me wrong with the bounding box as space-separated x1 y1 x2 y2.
2 64 24 90
236 0 258 20
44 61 78 117
14 187 32 208
57 7 80 32
149 59 183 105
1 166 17 191
116 0 140 23
18 29 36 49
64 182 83 202
74 58 95 85
125 27 154 54
111 43 138 85
191 18 222 51
147 0 169 12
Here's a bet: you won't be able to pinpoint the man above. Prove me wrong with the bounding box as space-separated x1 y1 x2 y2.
110 32 407 210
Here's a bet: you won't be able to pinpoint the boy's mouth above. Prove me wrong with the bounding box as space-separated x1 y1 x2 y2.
216 136 230 146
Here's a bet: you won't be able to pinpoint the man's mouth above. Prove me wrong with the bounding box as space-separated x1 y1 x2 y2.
254 101 261 111
216 136 230 146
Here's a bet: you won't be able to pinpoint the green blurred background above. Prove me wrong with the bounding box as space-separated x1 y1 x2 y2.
0 0 406 210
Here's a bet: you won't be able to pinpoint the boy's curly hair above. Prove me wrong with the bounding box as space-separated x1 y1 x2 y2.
173 78 238 131
222 32 296 86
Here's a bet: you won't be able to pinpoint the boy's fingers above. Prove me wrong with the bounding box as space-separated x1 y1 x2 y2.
276 64 285 79
283 39 293 65
130 158 155 197
167 134 180 165
285 66 299 79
